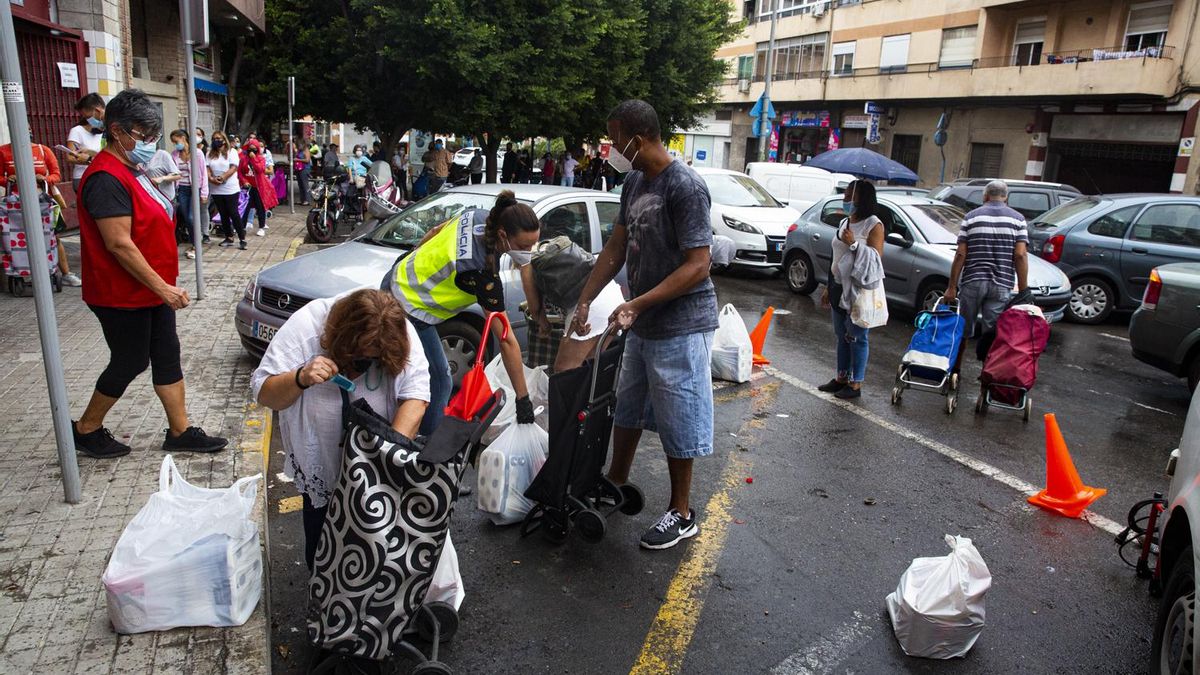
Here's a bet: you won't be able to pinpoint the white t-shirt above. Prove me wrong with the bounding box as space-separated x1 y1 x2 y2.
66 125 103 181
207 150 241 196
251 293 432 507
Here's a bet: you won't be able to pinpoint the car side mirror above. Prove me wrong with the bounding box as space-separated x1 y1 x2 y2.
886 232 913 249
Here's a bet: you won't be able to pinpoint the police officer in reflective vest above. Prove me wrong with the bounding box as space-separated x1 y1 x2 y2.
386 190 540 434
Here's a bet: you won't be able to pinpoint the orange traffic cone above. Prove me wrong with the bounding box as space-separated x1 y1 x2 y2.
1027 413 1106 518
750 307 775 366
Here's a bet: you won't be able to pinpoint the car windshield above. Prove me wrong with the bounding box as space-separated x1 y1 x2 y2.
703 174 782 208
1029 197 1103 228
365 191 518 248
902 204 966 244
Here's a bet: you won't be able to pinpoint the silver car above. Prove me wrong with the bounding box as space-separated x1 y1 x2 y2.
235 184 622 382
781 194 1072 321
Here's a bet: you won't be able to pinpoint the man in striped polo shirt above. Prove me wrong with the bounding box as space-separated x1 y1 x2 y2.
944 180 1030 370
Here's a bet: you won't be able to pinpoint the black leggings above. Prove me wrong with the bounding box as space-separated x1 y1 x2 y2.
243 186 267 231
211 193 244 241
90 304 183 398
302 493 327 570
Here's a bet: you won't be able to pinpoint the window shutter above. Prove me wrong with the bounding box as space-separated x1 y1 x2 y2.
939 26 977 67
1014 20 1046 44
880 34 910 71
1127 2 1172 35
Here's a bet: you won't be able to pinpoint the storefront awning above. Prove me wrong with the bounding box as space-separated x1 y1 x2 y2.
194 77 228 96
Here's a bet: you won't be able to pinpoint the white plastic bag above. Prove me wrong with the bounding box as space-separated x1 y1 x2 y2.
102 456 263 634
482 354 549 444
476 422 549 525
851 282 889 329
424 533 465 611
711 303 753 383
885 534 992 659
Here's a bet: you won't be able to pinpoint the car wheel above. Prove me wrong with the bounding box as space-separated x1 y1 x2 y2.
918 281 948 312
436 319 482 391
784 250 817 294
1067 277 1114 324
1153 545 1195 675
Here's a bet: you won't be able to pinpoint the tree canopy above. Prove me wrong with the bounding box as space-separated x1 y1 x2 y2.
246 0 740 169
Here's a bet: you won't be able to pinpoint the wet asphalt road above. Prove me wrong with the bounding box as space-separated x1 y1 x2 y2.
265 271 1189 674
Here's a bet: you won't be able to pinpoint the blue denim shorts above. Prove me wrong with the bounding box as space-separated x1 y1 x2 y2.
613 331 714 459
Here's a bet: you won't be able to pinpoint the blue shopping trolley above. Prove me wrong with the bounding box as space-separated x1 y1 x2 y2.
891 298 966 414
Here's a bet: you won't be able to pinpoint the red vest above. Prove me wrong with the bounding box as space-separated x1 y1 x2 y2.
78 150 178 308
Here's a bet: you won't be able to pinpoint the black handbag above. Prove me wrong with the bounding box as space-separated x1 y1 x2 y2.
531 235 594 309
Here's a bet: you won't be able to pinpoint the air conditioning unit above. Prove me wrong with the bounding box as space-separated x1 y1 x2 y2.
132 57 150 80
813 2 826 17
738 78 751 93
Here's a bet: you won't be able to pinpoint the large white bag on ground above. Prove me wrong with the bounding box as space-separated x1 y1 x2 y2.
482 354 549 444
102 456 263 634
476 422 549 525
711 303 753 383
885 534 991 659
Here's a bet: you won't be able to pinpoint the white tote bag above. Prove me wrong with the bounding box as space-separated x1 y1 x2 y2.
711 304 753 383
102 456 263 634
481 354 550 444
851 282 889 329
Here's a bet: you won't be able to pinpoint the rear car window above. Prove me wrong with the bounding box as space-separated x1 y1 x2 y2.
1131 204 1200 248
1086 205 1141 239
1030 197 1104 229
1008 191 1051 219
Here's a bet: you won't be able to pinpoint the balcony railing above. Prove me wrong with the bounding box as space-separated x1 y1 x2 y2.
720 44 1174 87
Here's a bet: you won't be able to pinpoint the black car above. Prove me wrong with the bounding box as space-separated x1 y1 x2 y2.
929 179 1082 220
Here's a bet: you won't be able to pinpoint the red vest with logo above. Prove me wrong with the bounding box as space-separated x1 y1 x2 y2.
78 150 178 308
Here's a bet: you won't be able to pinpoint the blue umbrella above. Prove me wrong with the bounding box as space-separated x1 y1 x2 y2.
803 148 919 185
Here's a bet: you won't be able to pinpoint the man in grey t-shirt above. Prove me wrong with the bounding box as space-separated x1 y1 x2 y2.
572 99 719 550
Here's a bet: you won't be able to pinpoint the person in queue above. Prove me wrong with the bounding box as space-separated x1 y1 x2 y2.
252 288 430 569
0 131 82 286
818 179 884 399
384 190 539 436
207 130 246 249
72 88 227 458
66 93 105 193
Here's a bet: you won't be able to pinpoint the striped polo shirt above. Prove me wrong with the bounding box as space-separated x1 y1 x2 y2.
958 200 1029 289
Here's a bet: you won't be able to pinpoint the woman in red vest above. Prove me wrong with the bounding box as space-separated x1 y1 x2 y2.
73 89 227 459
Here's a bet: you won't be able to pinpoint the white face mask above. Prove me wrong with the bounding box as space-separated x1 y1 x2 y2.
607 137 638 173
507 249 533 266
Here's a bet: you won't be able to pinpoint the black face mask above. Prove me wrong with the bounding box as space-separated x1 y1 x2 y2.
212 139 225 150
352 357 378 374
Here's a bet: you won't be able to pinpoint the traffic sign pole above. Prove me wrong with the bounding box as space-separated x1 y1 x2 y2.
757 8 778 163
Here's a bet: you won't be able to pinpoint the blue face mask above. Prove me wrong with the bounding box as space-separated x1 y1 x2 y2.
87 116 103 130
842 200 854 214
174 142 185 151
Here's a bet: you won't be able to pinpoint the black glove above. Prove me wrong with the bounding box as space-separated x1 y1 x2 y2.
515 395 535 424
1009 288 1035 308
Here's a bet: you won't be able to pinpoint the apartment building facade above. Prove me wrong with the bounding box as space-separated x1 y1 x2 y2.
712 0 1200 194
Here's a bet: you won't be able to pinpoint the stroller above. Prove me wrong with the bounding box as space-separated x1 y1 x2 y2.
521 325 645 544
2 192 61 296
892 299 965 414
975 305 1050 421
307 390 503 675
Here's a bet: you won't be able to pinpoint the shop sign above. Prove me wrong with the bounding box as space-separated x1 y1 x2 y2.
865 101 884 115
668 134 686 157
866 114 882 144
843 114 870 130
1180 137 1195 158
828 128 841 151
780 110 830 128
769 124 780 161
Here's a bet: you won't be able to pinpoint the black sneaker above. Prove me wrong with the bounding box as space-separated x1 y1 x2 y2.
72 421 131 459
219 238 235 247
640 509 699 550
238 240 247 250
817 378 846 393
162 426 228 453
834 385 862 400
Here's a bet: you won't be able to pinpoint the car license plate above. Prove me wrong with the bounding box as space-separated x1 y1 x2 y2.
252 320 277 342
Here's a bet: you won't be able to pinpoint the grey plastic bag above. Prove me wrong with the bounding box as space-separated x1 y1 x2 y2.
531 236 594 309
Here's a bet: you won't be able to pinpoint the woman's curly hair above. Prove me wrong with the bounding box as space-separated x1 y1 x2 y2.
320 289 411 376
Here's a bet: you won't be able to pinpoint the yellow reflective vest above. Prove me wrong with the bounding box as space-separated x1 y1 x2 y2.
390 209 488 323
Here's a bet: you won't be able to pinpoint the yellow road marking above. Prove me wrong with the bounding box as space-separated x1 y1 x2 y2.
261 409 272 475
285 236 303 261
630 380 779 674
278 495 303 514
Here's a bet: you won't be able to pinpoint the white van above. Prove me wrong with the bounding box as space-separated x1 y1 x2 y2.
746 163 857 212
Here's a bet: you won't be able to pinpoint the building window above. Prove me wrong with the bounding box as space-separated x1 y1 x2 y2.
831 41 855 76
1125 1 1172 51
880 34 910 73
1013 19 1045 66
755 33 829 80
891 135 922 173
759 0 830 15
968 143 1004 177
738 55 754 80
939 25 977 69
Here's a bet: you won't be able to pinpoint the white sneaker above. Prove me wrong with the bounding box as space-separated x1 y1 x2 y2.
60 272 82 287
256 228 266 237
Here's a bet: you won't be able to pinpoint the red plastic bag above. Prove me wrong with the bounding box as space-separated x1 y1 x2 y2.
444 312 510 420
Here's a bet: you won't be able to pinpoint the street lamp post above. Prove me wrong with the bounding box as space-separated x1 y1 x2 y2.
180 0 207 299
0 0 82 503
757 7 778 163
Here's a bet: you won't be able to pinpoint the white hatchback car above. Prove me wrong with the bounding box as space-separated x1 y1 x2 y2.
693 167 801 271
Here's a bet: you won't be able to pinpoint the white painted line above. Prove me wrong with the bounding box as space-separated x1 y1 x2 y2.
770 610 875 675
1099 332 1131 342
764 366 1124 536
1088 389 1176 417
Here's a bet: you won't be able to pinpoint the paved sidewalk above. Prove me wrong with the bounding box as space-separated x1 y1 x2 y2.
0 209 308 673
